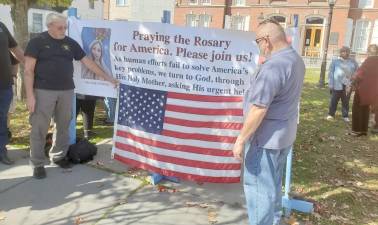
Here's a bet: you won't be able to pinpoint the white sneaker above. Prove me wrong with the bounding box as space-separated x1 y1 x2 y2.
326 115 334 121
343 117 350 122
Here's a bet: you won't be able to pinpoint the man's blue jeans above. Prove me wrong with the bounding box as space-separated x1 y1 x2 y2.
0 87 13 153
243 143 291 225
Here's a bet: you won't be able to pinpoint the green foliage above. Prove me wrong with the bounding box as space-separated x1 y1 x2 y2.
0 0 73 8
0 0 12 4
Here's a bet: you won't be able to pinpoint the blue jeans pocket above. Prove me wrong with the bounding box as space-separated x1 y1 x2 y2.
245 145 263 177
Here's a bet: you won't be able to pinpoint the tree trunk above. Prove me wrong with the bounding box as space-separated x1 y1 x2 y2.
11 0 29 100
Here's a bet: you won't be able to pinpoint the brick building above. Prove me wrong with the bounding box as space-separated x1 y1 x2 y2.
174 0 378 57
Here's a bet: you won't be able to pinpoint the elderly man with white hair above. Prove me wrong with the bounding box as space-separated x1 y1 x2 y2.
24 13 118 179
233 18 305 225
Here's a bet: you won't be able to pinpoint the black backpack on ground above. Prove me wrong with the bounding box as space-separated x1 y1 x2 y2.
67 139 97 164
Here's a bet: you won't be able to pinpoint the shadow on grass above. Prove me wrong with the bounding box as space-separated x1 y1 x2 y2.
292 71 378 224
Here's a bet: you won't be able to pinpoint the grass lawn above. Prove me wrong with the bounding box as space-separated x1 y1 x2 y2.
8 70 378 224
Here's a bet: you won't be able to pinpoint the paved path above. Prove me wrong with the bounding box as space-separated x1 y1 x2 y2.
0 140 249 225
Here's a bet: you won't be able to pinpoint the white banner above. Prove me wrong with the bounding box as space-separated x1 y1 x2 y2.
69 18 259 98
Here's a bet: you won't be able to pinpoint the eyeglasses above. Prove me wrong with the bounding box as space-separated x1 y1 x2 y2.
255 36 268 44
56 25 67 31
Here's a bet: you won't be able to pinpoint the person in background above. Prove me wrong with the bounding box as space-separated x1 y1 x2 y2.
24 13 118 179
327 46 358 122
350 44 378 136
0 21 24 165
104 97 116 124
371 105 378 134
233 18 305 225
76 94 98 139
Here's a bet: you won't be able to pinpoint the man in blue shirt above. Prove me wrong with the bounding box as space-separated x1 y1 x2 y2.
327 46 358 122
233 19 305 225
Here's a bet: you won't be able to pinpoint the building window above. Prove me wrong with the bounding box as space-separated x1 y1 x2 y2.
233 0 246 5
116 0 127 6
371 20 378 44
306 17 324 25
32 13 43 33
189 0 199 5
201 0 211 5
269 15 286 27
89 0 95 9
231 16 245 31
353 20 371 52
198 14 211 27
358 0 374 8
186 14 197 27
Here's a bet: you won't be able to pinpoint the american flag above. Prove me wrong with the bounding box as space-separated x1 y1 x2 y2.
112 84 243 183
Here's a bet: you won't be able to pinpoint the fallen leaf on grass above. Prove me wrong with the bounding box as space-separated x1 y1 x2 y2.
330 215 349 223
208 211 218 224
96 161 104 166
334 179 345 187
157 185 166 192
312 212 321 219
355 181 363 187
199 203 210 208
118 200 127 205
74 217 84 225
96 183 105 188
0 211 6 221
340 203 350 209
284 216 299 225
185 202 199 207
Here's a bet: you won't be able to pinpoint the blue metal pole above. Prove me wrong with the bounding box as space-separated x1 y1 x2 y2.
68 7 78 145
281 19 313 215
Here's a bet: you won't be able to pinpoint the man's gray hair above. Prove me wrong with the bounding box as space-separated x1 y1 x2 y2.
339 46 350 53
46 13 67 26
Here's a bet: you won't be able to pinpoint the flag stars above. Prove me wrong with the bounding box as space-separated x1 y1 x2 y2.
118 85 166 133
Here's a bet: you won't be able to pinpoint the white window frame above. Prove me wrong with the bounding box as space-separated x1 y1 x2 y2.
353 20 372 53
189 0 199 5
89 0 95 9
32 13 43 33
201 0 211 5
186 14 198 27
358 0 374 8
233 0 246 6
371 19 378 44
116 0 128 6
198 14 211 27
231 15 245 31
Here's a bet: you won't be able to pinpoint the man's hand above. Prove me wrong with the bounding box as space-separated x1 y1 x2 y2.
232 142 244 161
27 94 36 113
107 76 119 88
